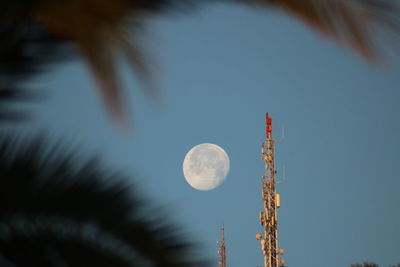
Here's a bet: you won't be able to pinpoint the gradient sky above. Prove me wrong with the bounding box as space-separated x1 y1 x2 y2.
3 4 400 267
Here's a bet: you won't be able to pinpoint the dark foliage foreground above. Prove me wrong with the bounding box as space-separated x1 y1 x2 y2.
351 263 379 267
350 263 400 267
1 0 399 124
0 23 68 122
0 134 206 267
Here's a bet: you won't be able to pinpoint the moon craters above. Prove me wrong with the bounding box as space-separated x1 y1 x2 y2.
183 143 230 191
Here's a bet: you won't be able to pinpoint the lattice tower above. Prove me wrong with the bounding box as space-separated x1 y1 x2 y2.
256 113 285 267
217 228 226 267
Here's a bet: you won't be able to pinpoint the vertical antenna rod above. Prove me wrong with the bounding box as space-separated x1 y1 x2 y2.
256 113 285 267
217 228 227 267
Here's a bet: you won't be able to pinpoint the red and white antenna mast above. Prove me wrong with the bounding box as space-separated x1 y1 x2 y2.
256 113 285 267
217 228 227 267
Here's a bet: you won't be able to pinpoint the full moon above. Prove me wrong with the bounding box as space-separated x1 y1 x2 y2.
182 143 230 191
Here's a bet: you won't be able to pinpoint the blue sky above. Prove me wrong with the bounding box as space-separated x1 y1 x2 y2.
4 4 400 267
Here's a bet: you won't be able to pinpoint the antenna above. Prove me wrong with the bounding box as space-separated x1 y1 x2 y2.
276 123 285 143
256 112 286 267
217 227 226 267
276 165 286 184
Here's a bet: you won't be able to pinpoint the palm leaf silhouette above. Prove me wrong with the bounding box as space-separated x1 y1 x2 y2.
350 262 400 267
1 0 399 122
0 134 207 267
350 263 379 267
0 21 67 121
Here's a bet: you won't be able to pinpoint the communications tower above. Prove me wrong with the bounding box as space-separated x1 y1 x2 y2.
217 228 226 267
256 113 285 267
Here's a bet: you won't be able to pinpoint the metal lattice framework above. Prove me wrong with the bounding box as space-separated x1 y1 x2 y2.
217 228 226 267
256 113 285 267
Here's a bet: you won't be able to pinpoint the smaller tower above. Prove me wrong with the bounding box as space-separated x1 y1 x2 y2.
217 228 227 267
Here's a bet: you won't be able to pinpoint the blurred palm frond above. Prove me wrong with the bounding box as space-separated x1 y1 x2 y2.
350 263 379 267
0 0 399 123
251 0 400 60
0 20 69 122
0 134 206 267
